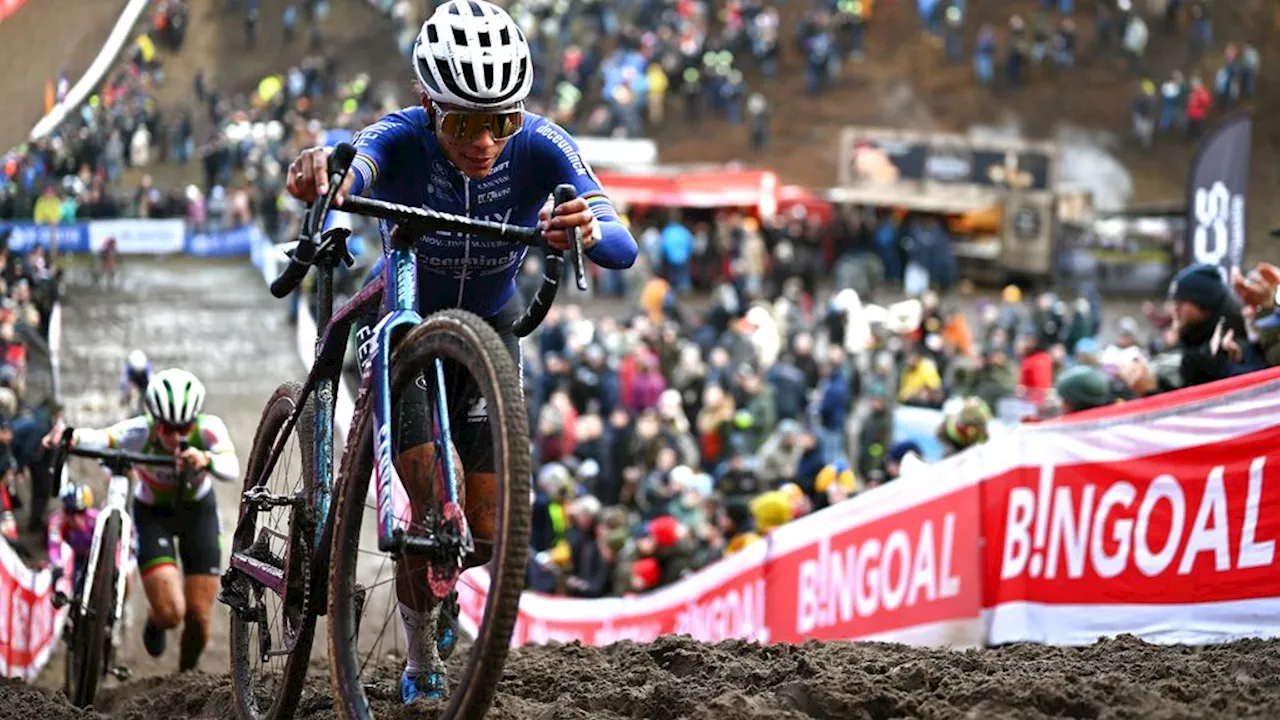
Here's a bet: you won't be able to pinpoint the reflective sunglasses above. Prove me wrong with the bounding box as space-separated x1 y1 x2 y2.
431 101 524 141
158 421 195 436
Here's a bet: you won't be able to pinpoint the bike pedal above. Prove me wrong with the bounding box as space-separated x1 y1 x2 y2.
218 589 251 617
110 666 132 681
216 579 252 617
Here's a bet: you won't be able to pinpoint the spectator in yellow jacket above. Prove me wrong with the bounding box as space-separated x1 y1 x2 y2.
33 186 61 225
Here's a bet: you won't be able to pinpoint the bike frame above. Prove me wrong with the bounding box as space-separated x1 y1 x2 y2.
75 470 133 651
229 237 459 595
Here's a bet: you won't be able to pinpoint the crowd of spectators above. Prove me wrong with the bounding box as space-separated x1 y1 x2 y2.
510 198 1280 598
0 238 64 547
1132 39 1261 146
326 2 1278 601
0 0 192 222
3 0 1259 235
921 0 1255 149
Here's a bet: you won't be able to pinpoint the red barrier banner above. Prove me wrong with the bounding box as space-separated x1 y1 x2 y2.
983 366 1280 645
0 522 73 679
458 368 1280 652
457 457 988 649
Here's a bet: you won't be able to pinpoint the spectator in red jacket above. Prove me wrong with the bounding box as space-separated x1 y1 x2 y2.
1018 333 1056 406
1186 76 1212 139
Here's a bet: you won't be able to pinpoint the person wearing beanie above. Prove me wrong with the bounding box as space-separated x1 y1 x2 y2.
750 490 793 533
885 440 924 481
937 397 993 456
815 460 860 507
1170 263 1228 312
1054 365 1115 414
631 556 661 592
647 515 681 550
1170 263 1264 387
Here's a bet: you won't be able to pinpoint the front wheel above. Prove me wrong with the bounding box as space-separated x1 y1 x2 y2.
228 382 318 720
70 513 119 708
327 310 532 719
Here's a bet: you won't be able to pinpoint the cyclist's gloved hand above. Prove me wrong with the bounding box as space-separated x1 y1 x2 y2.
42 422 68 450
539 197 599 252
287 146 354 205
179 447 211 472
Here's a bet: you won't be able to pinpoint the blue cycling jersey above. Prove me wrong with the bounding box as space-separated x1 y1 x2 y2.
349 107 638 318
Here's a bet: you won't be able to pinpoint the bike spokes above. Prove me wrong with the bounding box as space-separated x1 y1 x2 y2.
228 383 319 720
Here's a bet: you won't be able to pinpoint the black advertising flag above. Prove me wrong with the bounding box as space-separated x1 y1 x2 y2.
1185 110 1253 277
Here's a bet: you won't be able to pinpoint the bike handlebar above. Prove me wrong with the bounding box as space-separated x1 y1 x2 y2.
51 427 181 492
269 143 356 298
269 141 587 337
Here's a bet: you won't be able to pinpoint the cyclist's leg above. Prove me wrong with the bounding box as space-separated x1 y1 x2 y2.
174 491 222 672
133 501 185 657
384 295 523 702
391 295 523 574
452 295 526 569
353 297 453 700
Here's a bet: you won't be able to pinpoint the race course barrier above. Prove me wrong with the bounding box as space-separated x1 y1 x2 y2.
0 295 72 680
1 219 258 257
456 366 1280 650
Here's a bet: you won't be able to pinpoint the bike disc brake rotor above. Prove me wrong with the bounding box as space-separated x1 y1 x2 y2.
426 501 468 599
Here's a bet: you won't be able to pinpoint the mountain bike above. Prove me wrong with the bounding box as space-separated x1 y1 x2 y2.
219 143 586 720
49 428 187 708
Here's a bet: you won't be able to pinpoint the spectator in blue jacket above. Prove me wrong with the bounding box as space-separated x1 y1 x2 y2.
817 347 852 462
660 213 694 295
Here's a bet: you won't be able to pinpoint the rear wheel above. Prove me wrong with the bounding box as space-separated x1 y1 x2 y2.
228 382 318 720
70 513 119 708
327 310 531 719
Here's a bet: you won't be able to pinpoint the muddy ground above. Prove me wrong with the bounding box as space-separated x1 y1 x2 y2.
3 634 1279 719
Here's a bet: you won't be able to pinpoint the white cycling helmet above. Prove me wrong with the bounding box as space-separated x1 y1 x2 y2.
412 0 533 110
144 369 206 427
127 349 148 372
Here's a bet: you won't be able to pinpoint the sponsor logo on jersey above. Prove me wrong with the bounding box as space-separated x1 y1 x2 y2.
477 186 512 204
428 209 514 240
476 162 510 187
429 167 461 203
419 248 524 279
534 123 598 182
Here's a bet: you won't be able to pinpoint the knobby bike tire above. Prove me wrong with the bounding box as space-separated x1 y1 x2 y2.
230 382 318 720
72 513 119 708
327 309 532 720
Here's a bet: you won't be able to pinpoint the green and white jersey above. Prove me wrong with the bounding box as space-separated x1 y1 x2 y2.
74 414 240 506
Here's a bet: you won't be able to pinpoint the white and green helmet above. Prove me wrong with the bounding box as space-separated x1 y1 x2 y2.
144 368 206 426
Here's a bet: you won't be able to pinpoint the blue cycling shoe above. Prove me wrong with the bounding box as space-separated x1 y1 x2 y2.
401 670 448 704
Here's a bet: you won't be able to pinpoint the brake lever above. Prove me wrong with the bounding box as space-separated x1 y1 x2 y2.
552 184 588 292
